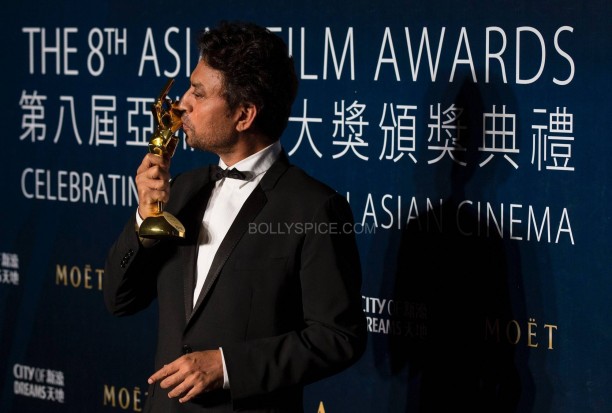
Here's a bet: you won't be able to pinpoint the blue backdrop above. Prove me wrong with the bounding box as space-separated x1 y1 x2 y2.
2 0 610 412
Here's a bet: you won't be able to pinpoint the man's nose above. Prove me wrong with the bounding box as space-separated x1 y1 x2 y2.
176 90 191 112
171 102 186 117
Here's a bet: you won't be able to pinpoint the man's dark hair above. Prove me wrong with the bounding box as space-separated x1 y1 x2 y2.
197 21 299 140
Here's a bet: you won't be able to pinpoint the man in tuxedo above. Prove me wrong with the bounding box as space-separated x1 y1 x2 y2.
103 21 366 412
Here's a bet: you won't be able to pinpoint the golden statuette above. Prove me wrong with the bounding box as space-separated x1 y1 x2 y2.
138 78 186 240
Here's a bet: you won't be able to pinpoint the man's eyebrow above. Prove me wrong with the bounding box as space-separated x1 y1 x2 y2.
191 81 207 93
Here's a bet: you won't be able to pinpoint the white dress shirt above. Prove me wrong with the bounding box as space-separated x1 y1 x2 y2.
195 142 280 389
193 141 281 305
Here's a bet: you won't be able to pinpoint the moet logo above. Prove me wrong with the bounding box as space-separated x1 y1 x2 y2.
103 384 144 412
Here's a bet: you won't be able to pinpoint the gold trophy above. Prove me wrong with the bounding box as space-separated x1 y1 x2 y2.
138 78 186 240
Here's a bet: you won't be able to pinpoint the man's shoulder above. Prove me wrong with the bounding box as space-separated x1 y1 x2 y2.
169 165 210 192
272 164 353 213
172 165 209 183
280 164 337 195
165 166 210 209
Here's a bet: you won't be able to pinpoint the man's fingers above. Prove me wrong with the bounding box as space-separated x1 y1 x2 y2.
148 352 221 402
160 371 186 391
179 383 206 404
137 165 170 184
135 152 172 215
137 153 171 175
167 377 194 398
175 373 210 403
148 364 173 384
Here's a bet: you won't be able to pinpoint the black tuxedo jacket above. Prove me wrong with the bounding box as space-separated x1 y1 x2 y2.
103 152 367 412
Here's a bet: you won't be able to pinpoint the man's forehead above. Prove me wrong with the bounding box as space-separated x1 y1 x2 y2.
191 62 224 89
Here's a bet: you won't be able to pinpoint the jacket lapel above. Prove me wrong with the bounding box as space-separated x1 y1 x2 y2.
165 167 215 322
186 151 291 327
187 185 266 326
180 183 213 320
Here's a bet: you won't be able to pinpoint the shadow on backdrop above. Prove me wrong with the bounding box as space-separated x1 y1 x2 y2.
386 76 534 412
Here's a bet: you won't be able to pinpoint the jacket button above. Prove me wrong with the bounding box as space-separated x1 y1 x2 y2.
182 345 192 354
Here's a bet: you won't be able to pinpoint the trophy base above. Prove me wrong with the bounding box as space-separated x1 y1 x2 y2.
139 212 186 240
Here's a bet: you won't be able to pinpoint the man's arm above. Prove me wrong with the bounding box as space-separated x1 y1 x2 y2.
104 152 172 315
103 214 158 316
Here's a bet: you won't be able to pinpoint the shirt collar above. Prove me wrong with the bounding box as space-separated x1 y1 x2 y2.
218 141 281 181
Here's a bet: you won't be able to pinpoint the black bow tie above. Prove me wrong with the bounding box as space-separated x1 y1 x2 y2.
211 165 247 181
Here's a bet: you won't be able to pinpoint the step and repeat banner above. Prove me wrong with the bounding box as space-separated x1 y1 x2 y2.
1 0 610 412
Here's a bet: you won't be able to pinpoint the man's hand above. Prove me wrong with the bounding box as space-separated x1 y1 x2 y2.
135 153 171 219
147 350 224 403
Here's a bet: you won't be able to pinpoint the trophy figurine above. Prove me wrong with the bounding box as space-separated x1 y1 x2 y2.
138 78 186 240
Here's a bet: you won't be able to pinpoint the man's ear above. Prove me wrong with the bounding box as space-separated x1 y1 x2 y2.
235 103 257 132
